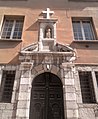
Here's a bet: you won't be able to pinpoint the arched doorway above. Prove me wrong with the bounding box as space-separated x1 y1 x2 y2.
29 72 65 119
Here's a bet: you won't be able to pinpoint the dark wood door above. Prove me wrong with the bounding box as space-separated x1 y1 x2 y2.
29 72 64 119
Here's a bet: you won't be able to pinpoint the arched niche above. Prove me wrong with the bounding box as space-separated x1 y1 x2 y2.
44 25 53 38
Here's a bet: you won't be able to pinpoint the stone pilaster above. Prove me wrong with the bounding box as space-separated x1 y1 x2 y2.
16 63 33 119
62 63 79 119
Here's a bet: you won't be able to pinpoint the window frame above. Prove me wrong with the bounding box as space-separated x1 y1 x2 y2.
72 17 96 41
0 70 16 103
0 15 24 40
95 72 98 87
78 71 96 103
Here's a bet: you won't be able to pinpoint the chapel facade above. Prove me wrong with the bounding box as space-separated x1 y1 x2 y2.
0 0 98 119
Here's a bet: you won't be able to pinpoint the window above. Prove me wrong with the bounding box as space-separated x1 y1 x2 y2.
0 70 16 103
72 18 96 40
79 71 96 103
95 72 98 86
1 16 24 40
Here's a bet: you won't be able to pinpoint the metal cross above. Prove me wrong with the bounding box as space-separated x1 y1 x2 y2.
42 8 54 19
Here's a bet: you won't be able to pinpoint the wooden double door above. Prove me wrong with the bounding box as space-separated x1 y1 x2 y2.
29 72 64 119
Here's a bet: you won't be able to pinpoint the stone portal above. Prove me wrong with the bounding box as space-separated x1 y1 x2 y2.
29 72 65 119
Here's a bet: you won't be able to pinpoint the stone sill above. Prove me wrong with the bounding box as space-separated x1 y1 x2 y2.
0 38 22 42
42 38 56 43
78 103 97 108
75 63 98 66
73 40 98 43
20 51 74 56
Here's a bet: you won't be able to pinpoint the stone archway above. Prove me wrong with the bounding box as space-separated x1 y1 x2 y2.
29 72 65 119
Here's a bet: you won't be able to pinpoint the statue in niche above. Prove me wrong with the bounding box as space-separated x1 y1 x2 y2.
45 27 52 38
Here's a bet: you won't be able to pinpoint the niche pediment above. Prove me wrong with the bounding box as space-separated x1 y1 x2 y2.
55 43 75 52
21 43 38 52
20 42 76 65
21 42 75 53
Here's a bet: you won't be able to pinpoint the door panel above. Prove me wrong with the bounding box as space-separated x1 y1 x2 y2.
29 73 64 119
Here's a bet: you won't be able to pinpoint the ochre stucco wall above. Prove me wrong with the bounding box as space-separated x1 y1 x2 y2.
0 0 98 64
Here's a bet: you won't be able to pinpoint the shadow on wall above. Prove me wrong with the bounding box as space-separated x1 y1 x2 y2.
0 0 98 10
70 41 98 50
25 21 39 31
0 41 21 64
0 41 22 49
8 53 20 64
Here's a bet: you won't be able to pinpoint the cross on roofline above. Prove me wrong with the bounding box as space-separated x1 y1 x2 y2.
42 8 54 19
